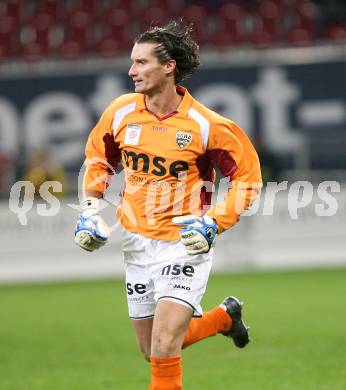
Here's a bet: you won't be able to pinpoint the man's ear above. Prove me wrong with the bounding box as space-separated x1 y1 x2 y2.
165 59 176 77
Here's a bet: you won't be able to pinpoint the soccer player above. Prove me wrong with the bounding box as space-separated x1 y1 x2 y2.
75 20 262 390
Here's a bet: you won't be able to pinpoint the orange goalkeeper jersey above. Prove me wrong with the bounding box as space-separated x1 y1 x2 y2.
83 85 262 240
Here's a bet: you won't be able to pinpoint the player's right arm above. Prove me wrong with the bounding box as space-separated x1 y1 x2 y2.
75 101 120 252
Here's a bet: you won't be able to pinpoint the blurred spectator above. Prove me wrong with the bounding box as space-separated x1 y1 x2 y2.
22 148 67 198
0 152 16 196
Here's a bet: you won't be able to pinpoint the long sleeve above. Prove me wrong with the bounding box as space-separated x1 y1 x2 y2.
206 119 262 233
83 101 121 193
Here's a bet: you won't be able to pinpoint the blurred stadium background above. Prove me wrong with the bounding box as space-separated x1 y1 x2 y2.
1 0 345 282
0 0 346 389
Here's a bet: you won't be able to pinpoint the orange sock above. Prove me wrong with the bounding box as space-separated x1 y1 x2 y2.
182 307 232 348
149 355 182 390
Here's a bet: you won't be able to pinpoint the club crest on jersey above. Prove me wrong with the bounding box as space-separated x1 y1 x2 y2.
176 130 192 149
124 124 142 145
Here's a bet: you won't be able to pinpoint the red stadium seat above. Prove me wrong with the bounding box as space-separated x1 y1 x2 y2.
18 13 55 54
296 0 317 31
21 42 48 61
182 4 207 25
101 8 138 51
0 36 13 60
79 0 98 13
181 4 208 43
38 0 62 21
46 24 65 55
326 24 346 43
19 23 36 45
66 0 103 17
142 7 168 28
285 27 314 45
2 0 20 19
257 1 281 36
122 21 145 50
0 15 16 39
147 0 185 16
98 37 122 57
0 15 16 58
207 30 239 49
106 8 131 38
0 44 11 60
66 10 92 48
107 0 134 13
249 29 276 48
218 3 245 44
0 0 340 61
59 40 83 59
32 13 54 50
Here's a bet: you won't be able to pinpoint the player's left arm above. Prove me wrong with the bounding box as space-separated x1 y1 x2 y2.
205 119 262 234
173 119 262 255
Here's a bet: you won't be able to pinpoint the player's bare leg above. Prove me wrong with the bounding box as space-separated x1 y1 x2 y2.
149 299 193 389
151 300 192 356
131 296 249 366
131 317 153 362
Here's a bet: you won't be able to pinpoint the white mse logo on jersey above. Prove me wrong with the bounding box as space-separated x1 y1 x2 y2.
176 130 192 149
124 124 142 145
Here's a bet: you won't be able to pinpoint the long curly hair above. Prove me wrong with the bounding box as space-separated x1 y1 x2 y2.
134 19 200 84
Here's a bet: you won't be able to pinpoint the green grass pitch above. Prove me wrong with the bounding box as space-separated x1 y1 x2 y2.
1 268 346 390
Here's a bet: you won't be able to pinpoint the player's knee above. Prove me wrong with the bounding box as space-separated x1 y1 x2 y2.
152 331 179 356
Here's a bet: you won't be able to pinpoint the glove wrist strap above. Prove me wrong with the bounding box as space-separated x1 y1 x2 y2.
80 196 100 217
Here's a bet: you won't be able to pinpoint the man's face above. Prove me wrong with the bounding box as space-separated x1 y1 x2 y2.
128 43 172 94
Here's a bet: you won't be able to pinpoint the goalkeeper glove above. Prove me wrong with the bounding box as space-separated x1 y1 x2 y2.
74 197 110 252
172 215 218 255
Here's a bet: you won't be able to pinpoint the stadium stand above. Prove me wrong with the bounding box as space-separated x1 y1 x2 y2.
0 0 345 60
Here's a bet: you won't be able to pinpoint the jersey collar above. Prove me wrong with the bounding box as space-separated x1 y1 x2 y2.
135 85 192 116
175 85 192 115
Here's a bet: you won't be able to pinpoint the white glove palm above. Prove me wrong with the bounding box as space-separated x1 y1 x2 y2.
74 197 110 252
172 215 218 255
